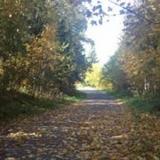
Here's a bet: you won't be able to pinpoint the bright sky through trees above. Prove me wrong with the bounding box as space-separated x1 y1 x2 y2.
85 0 124 65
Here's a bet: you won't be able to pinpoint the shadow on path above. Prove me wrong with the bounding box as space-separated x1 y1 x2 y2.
0 88 133 160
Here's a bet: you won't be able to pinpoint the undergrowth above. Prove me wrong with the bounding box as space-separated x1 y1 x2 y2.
106 89 160 114
0 91 86 123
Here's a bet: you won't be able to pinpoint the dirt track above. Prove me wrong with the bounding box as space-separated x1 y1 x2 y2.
1 89 160 160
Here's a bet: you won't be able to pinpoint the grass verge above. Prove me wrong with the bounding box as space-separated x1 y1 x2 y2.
106 89 160 114
0 91 86 123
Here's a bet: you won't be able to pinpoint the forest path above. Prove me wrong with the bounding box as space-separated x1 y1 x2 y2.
1 88 160 159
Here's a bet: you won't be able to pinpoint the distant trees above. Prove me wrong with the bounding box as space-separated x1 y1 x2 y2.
103 0 160 96
85 63 112 89
103 54 130 92
85 64 103 88
0 0 95 98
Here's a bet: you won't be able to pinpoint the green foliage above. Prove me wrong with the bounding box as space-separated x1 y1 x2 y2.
0 0 100 121
103 0 160 100
85 63 104 88
103 54 130 92
64 91 86 102
0 0 95 99
101 0 160 112
106 88 160 113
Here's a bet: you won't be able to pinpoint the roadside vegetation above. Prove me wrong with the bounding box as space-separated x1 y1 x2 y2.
0 90 86 123
101 1 160 114
84 63 112 89
0 0 98 122
105 89 160 113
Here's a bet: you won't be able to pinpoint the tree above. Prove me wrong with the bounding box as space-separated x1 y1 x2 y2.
0 0 96 98
103 0 160 96
85 63 103 88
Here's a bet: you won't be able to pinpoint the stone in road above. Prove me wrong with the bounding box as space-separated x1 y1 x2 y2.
1 89 158 159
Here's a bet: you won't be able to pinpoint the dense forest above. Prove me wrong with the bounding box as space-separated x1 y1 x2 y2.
0 0 104 121
103 1 160 99
1 1 160 159
0 0 100 99
1 0 160 116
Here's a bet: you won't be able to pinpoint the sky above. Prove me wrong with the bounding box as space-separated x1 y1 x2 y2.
85 0 124 65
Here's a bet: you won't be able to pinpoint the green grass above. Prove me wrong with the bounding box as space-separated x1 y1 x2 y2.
123 96 160 113
64 91 86 102
0 91 86 123
106 89 160 113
